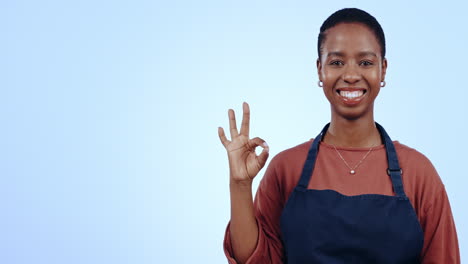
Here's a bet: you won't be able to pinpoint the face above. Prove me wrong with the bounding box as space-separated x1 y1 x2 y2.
317 22 387 121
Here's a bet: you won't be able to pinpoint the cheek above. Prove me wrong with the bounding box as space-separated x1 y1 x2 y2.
368 69 382 82
321 68 339 83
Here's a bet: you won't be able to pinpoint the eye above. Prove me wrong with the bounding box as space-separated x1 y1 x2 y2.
329 60 344 66
359 60 373 66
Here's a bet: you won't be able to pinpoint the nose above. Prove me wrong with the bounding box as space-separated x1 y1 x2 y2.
342 64 361 84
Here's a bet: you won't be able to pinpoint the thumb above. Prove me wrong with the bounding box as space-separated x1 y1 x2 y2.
251 140 269 167
249 137 269 167
258 144 270 167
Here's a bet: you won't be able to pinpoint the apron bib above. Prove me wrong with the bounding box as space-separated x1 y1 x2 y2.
280 123 424 264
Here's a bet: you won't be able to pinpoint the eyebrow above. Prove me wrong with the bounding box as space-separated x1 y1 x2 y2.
327 51 345 57
358 51 378 57
325 51 378 57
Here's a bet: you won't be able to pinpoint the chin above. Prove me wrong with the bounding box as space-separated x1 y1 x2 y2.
332 105 372 121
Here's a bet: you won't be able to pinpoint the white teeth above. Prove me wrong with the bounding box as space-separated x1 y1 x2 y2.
339 90 364 98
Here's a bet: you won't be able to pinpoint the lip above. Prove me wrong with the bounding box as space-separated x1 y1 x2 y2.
335 87 367 106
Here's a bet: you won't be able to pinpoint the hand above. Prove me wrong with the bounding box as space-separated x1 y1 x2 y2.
218 102 269 184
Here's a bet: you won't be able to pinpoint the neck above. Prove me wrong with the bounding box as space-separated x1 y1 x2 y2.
323 114 382 148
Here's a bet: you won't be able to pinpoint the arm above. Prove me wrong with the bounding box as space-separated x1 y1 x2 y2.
224 155 285 264
420 186 460 264
218 102 272 263
228 181 258 263
414 155 460 263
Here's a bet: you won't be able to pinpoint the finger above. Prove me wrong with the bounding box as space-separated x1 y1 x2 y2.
239 102 250 137
228 109 239 138
249 137 269 150
218 127 230 147
249 137 270 168
257 144 270 168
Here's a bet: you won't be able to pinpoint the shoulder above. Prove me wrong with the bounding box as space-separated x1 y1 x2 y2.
393 141 437 172
269 140 312 168
393 141 445 208
275 140 313 159
261 140 313 201
263 140 312 184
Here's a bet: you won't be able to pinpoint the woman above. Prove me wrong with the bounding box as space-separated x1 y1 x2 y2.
218 8 460 264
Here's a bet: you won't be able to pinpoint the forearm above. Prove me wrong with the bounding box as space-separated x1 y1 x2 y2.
229 180 259 264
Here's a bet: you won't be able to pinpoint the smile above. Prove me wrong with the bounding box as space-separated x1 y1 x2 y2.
336 88 367 105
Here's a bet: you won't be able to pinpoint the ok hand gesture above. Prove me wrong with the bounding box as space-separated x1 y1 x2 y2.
218 102 269 185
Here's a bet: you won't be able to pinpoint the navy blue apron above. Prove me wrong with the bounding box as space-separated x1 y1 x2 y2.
280 123 424 263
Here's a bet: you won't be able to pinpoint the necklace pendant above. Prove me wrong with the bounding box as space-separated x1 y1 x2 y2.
350 170 355 175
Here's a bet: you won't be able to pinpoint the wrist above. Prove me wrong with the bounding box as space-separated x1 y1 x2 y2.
230 179 253 189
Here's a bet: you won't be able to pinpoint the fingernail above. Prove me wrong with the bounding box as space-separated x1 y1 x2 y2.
263 142 268 148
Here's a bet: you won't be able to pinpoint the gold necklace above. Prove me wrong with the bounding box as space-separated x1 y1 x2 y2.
331 144 376 175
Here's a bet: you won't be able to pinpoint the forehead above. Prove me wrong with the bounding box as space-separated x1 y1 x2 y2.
322 23 381 56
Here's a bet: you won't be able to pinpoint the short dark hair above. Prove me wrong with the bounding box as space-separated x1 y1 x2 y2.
317 8 386 59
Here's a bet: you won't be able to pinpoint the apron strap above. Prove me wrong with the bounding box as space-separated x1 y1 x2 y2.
375 122 406 198
296 123 329 191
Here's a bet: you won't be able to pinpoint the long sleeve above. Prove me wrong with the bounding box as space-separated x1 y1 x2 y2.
223 155 286 264
419 186 460 263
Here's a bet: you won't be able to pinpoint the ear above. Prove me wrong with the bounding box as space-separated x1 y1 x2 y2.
316 58 323 81
381 57 388 82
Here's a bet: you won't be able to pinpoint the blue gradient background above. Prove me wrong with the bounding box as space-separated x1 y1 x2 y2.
3 0 466 263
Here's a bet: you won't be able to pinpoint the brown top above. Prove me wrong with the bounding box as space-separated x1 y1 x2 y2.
223 140 460 264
